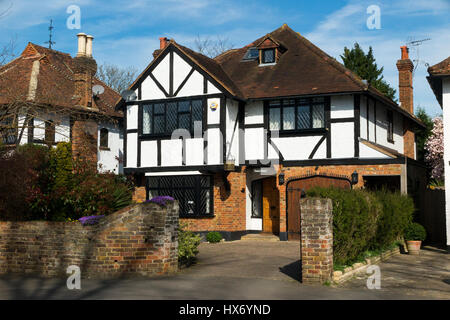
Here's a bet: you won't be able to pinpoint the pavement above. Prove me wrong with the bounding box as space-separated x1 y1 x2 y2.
0 241 448 299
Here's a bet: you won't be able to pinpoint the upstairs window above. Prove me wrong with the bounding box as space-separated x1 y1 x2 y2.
261 49 275 64
142 99 203 136
0 115 16 145
100 128 109 149
387 110 394 143
268 97 325 132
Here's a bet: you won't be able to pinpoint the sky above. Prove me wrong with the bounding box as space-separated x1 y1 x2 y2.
1 0 449 117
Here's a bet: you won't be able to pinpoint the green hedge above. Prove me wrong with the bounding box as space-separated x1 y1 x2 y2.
306 187 414 265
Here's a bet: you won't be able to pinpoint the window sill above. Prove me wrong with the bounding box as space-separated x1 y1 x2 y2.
270 128 327 137
259 62 276 67
180 214 215 219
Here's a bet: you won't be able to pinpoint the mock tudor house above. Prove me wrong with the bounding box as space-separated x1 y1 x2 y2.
118 24 426 240
0 34 123 174
427 56 450 250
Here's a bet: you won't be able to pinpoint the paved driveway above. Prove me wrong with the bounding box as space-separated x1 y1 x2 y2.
0 241 447 299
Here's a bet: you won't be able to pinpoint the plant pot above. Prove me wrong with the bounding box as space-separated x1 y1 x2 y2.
406 240 422 255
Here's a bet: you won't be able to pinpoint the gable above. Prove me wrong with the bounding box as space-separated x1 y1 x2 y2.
130 43 234 101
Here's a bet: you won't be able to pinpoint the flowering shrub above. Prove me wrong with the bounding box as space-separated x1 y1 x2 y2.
146 196 174 207
425 117 444 181
79 215 105 226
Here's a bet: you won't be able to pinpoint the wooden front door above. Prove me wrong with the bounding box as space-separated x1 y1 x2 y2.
262 177 280 234
287 175 351 241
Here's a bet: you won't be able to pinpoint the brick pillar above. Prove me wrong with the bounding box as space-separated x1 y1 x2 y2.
300 198 333 284
133 187 146 202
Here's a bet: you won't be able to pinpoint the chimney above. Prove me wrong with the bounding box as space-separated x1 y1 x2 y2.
77 33 87 57
396 46 414 114
159 37 169 49
86 35 94 57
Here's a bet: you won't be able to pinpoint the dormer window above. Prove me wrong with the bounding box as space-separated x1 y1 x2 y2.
242 47 259 61
261 49 275 64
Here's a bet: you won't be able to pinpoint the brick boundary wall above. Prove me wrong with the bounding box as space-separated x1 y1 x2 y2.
0 201 179 278
300 198 333 284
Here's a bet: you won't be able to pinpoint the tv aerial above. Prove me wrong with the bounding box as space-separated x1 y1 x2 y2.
405 37 431 77
92 84 105 98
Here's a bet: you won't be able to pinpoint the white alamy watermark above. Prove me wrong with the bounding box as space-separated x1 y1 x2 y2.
366 5 381 30
66 265 81 290
171 124 280 176
66 5 81 30
366 265 381 289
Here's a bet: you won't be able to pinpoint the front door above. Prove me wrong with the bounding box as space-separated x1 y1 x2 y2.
262 177 280 234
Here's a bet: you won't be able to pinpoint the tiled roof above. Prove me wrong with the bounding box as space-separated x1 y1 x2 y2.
0 43 122 118
428 56 450 76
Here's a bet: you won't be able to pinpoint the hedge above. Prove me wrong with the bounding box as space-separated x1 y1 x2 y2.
307 187 414 265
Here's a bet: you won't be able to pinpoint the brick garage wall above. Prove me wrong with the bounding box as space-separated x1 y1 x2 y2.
277 163 403 234
72 119 98 165
181 170 247 233
0 201 178 278
300 198 333 284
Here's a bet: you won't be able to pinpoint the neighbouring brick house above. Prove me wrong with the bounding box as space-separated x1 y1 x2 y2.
0 34 123 173
427 55 450 250
118 24 426 241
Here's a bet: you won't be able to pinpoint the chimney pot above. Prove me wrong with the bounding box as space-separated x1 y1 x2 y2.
77 33 87 57
400 45 409 60
159 37 169 50
86 35 94 57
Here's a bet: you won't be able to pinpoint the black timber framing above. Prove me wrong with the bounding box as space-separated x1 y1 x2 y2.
354 94 360 158
325 96 331 158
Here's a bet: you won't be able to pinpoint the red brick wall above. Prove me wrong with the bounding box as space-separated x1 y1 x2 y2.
276 163 403 233
0 202 179 278
181 170 247 232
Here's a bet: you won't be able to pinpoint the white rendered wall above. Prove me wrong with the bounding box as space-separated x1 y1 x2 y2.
140 140 158 167
442 77 450 247
245 101 264 125
331 122 354 158
269 136 325 160
226 99 240 165
330 95 354 118
245 127 265 160
126 105 138 130
97 121 123 174
126 132 137 168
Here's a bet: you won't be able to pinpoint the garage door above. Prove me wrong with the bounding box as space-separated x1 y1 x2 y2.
287 175 351 241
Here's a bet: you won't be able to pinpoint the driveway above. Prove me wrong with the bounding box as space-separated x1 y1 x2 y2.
0 241 447 299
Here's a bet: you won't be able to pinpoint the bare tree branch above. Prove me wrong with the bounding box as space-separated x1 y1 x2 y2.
96 63 138 94
194 35 234 58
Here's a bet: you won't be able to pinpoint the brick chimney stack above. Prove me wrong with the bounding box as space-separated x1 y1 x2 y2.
396 46 414 114
153 37 170 59
396 45 416 159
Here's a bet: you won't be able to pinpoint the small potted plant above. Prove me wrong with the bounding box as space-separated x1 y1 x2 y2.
404 222 426 255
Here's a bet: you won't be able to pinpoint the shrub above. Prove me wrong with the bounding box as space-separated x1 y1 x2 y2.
307 187 381 265
374 189 414 248
206 231 222 243
307 187 414 266
404 222 427 241
0 142 133 221
178 223 202 267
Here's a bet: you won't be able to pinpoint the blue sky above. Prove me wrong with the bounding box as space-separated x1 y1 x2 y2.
1 0 449 117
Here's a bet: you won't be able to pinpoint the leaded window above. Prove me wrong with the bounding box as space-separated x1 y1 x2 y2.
268 97 326 132
262 49 275 64
142 99 203 136
387 110 394 143
147 175 213 217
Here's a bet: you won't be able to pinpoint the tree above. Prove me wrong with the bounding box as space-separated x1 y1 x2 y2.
96 63 138 94
415 107 434 162
424 117 444 182
341 43 397 101
194 35 234 58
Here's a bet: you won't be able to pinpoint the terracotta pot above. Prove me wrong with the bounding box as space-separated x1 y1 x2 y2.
406 240 422 255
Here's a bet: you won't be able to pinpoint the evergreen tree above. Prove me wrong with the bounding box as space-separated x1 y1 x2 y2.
415 107 434 162
341 43 397 101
